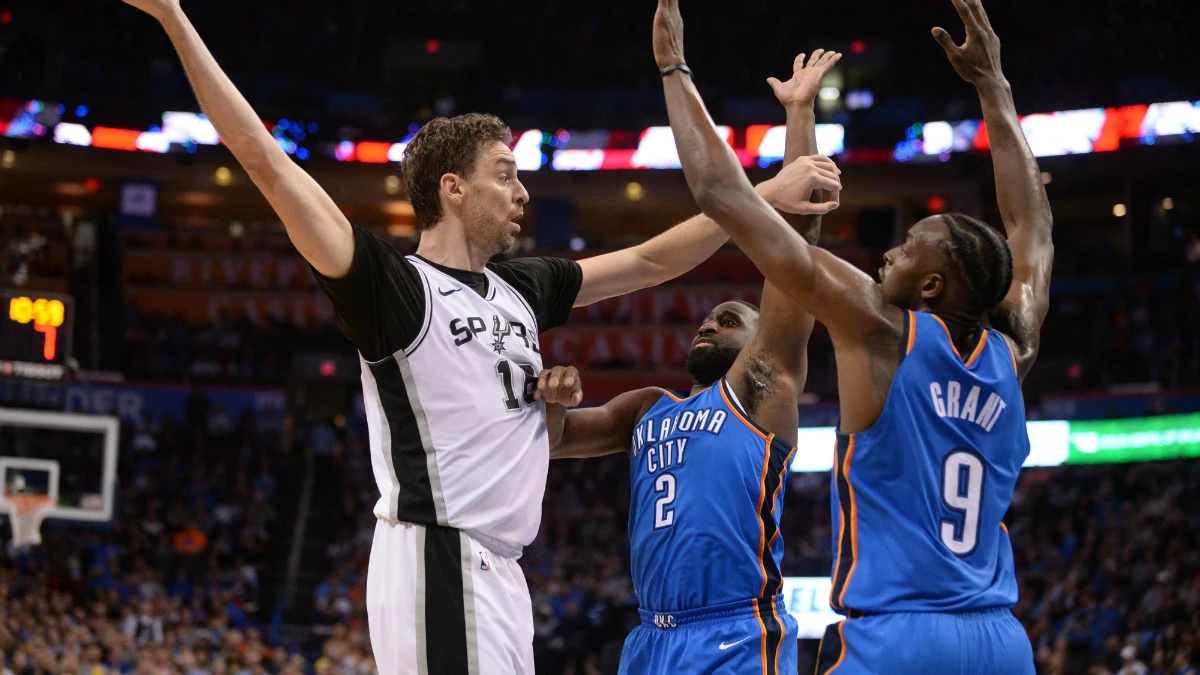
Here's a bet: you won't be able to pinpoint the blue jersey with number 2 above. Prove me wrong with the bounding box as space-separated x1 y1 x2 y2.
629 379 796 613
830 310 1030 616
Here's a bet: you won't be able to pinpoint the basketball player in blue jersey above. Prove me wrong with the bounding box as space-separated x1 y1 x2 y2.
546 51 845 675
654 0 1052 672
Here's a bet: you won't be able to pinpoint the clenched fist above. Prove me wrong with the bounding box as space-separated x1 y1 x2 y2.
535 366 583 408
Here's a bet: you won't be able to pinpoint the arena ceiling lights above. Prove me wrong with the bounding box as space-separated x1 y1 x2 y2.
6 98 1199 169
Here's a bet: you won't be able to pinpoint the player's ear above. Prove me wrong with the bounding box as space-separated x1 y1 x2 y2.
920 272 944 300
441 172 467 208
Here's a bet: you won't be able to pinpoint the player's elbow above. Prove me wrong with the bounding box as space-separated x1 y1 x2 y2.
692 181 748 225
228 133 287 182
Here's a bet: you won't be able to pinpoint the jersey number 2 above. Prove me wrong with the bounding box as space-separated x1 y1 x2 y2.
495 359 538 412
940 449 985 556
653 473 676 529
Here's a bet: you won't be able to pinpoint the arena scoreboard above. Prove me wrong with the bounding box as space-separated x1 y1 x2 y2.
0 290 73 380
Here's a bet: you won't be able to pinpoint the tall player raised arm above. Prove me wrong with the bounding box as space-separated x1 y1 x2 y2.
654 0 904 433
121 0 354 278
122 0 837 303
550 50 843 457
932 0 1054 380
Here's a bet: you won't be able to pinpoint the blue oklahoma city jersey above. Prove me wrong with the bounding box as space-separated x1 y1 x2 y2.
830 310 1029 616
629 379 796 612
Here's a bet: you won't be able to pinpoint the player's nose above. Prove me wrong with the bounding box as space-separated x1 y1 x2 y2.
514 178 530 205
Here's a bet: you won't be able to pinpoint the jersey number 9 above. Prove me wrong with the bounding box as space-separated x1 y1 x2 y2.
940 449 985 556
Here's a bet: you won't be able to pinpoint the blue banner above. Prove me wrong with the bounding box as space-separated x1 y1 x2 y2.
0 378 285 424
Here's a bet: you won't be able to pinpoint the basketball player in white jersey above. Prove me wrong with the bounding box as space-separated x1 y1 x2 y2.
119 1 840 671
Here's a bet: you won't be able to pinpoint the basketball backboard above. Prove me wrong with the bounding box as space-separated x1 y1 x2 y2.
0 407 118 524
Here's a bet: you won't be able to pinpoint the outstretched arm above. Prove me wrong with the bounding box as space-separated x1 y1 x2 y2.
574 168 839 307
652 0 892 343
123 0 353 278
933 0 1054 378
550 388 662 459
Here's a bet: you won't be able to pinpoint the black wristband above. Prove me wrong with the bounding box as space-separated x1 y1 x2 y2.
659 64 694 79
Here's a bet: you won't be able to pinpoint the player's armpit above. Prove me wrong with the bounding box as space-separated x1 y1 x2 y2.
550 388 663 459
988 273 1049 380
722 283 814 445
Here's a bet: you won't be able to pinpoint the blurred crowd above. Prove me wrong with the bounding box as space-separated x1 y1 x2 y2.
0 405 379 674
1 378 1198 673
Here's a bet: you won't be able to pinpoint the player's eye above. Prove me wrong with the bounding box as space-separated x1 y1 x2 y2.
499 174 510 183
721 319 737 327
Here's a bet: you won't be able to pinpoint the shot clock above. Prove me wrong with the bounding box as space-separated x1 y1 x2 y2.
1 290 73 380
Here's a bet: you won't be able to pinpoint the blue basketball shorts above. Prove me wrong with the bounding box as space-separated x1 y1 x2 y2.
814 607 1034 675
618 596 798 675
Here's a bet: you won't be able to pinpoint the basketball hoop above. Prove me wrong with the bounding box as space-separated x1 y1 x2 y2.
6 494 53 548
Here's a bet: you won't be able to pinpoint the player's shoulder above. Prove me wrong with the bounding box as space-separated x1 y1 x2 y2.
487 255 579 278
616 386 674 424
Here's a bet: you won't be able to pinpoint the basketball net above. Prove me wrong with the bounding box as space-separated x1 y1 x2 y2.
7 494 53 548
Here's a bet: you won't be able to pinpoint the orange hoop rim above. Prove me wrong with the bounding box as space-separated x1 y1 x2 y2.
6 494 54 515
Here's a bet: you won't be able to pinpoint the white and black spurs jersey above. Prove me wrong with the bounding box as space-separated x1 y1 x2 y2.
316 225 582 553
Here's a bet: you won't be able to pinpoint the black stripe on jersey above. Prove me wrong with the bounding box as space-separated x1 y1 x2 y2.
814 621 845 675
423 525 469 675
369 359 437 525
830 433 855 613
757 436 793 596
901 308 914 358
756 596 785 675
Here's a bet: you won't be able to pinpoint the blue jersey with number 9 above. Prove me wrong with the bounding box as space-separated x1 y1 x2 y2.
628 379 796 613
830 310 1030 616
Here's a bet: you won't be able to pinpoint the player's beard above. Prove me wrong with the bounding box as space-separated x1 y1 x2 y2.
686 344 741 387
467 199 515 259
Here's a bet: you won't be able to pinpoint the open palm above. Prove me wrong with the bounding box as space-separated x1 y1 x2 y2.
767 49 843 108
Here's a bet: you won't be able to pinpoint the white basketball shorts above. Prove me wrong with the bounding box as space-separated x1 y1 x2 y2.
366 520 534 675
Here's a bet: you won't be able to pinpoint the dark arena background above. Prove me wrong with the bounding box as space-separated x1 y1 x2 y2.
1 0 1198 673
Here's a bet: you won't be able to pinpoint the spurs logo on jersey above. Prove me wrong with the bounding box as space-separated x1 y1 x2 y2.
447 314 540 355
358 256 548 552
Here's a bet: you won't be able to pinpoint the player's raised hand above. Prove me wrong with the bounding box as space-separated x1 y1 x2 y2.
767 50 843 109
933 0 1003 86
766 155 841 215
536 366 583 407
122 0 181 22
653 0 686 69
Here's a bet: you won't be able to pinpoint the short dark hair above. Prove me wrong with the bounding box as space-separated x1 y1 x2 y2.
400 113 513 231
732 300 760 314
938 213 1014 314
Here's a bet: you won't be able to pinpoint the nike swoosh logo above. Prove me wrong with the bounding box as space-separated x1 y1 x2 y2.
438 287 461 296
718 636 753 650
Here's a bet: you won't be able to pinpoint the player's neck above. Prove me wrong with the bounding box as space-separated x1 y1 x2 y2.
928 309 987 353
415 220 490 273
